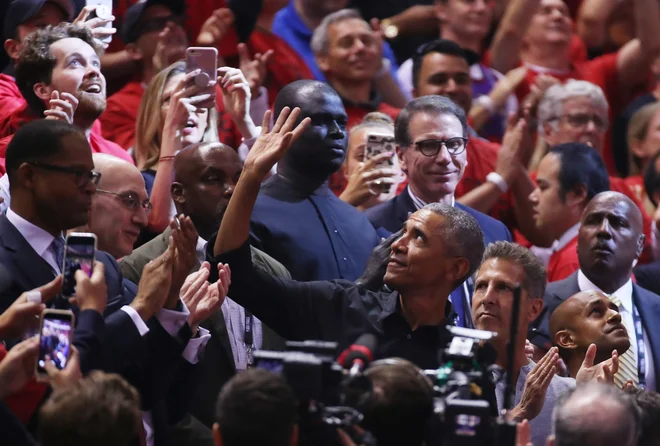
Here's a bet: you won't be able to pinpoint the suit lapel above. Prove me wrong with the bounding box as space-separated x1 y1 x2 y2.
393 187 416 227
0 215 55 289
203 306 236 372
632 285 660 385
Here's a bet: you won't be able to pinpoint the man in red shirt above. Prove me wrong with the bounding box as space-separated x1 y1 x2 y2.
0 23 134 174
491 0 660 174
529 143 610 282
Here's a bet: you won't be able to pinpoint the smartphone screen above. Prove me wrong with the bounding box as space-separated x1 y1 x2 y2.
86 0 113 45
186 47 218 108
62 233 97 297
37 311 74 374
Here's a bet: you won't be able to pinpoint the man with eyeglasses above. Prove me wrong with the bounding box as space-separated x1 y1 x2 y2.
365 95 511 327
81 154 151 259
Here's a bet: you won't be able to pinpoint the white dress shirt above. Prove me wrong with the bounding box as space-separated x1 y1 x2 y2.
577 269 656 389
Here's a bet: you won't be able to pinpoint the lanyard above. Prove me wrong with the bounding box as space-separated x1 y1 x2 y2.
244 311 254 367
631 304 647 389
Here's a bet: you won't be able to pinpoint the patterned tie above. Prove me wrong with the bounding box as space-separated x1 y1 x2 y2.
50 235 66 275
608 294 639 388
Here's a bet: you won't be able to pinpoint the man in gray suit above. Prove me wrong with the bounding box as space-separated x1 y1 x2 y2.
119 142 288 444
531 191 660 392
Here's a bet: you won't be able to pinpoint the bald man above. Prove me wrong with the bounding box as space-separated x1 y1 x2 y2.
532 191 660 391
550 291 630 378
85 153 150 259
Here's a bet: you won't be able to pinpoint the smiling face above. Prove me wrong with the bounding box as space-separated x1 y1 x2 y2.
160 72 209 146
524 0 573 47
436 0 494 42
37 37 106 121
398 112 467 203
413 52 472 113
472 258 543 345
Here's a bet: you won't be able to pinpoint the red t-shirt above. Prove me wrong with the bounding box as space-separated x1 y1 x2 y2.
624 175 646 204
100 80 144 150
547 236 580 282
0 74 26 138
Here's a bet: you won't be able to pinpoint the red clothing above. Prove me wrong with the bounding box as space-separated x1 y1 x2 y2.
0 127 134 175
100 81 144 150
0 74 26 138
0 345 47 423
547 236 580 282
624 175 646 204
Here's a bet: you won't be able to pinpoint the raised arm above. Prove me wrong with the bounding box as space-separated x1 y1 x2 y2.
576 0 619 50
616 0 660 88
489 0 542 74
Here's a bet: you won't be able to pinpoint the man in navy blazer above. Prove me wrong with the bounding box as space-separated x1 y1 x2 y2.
530 192 660 391
365 95 511 327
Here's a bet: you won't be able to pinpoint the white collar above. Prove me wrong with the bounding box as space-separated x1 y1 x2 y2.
470 63 484 81
195 236 208 264
523 61 571 76
6 208 57 257
552 223 580 252
407 185 455 210
577 269 634 313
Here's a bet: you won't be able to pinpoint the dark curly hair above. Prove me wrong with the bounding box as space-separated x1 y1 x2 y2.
14 23 102 115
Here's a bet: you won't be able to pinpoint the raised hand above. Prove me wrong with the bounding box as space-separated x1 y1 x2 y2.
218 66 258 138
516 419 533 446
243 107 311 178
0 276 61 340
43 91 78 124
153 22 188 73
576 343 619 385
44 346 82 390
182 263 225 333
73 5 116 49
238 43 273 99
70 261 107 314
340 151 398 208
495 114 528 186
0 337 39 399
197 8 235 47
167 216 199 309
356 228 403 290
131 240 176 321
512 347 560 421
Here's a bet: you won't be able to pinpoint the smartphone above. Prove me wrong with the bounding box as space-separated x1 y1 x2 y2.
62 233 97 298
36 309 75 379
364 133 398 196
86 0 113 45
186 47 218 109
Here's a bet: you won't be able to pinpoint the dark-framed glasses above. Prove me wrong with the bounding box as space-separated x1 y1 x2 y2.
28 162 102 187
412 137 468 157
557 113 608 130
96 189 152 214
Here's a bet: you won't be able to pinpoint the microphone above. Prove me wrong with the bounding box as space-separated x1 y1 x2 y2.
338 333 378 378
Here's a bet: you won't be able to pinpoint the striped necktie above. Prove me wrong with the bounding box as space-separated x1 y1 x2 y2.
50 235 66 275
608 294 639 388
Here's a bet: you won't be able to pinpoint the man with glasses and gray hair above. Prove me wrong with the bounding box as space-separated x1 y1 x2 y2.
365 94 511 327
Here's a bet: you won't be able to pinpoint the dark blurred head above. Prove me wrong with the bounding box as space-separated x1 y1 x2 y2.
6 119 97 234
172 142 242 240
38 371 142 446
577 192 644 289
529 143 610 239
362 359 434 446
214 368 298 446
625 387 660 446
274 80 348 180
411 39 472 112
643 150 660 207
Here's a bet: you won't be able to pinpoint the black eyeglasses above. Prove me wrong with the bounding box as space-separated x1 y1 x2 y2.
96 189 152 214
412 137 468 157
554 113 608 130
28 162 102 187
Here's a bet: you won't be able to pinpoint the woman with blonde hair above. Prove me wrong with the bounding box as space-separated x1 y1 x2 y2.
135 61 258 235
625 102 660 214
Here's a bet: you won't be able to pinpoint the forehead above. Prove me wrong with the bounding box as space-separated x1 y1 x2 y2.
538 0 570 12
572 291 613 309
476 257 525 283
537 152 562 180
100 164 146 191
408 112 463 140
57 133 93 163
50 37 97 61
420 53 470 77
199 147 242 170
298 89 346 117
164 73 185 94
142 4 174 20
562 96 606 114
408 209 446 235
583 198 631 220
328 17 371 37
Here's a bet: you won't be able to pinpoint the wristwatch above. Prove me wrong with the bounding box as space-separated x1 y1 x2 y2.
381 18 399 39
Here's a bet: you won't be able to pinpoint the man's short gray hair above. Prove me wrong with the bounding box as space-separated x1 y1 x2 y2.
479 241 547 299
537 80 609 135
553 383 640 446
395 95 467 148
311 9 363 56
422 203 485 286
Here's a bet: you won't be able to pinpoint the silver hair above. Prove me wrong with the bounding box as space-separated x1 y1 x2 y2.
311 9 363 56
478 241 546 299
537 80 609 135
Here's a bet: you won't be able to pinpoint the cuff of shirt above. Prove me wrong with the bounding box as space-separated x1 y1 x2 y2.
249 86 269 125
120 305 150 337
155 301 191 338
182 327 211 364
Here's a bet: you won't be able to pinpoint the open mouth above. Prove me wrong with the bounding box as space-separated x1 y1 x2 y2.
83 84 102 94
184 119 196 129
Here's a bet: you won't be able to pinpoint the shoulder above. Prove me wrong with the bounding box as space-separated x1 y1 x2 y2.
455 202 511 241
249 245 291 280
364 196 397 222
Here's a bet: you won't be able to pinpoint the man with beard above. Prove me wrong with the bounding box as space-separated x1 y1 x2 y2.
249 80 382 282
532 191 660 391
120 141 289 439
0 22 133 175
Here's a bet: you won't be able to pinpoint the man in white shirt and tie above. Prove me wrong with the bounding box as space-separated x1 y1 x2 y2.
533 191 660 391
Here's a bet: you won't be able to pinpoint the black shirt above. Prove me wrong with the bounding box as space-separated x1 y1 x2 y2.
209 239 452 369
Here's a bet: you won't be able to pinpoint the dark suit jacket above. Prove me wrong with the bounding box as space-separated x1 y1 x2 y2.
534 271 660 391
634 261 660 296
120 229 288 431
364 187 513 244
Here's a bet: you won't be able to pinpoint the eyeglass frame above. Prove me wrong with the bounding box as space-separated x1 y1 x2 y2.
27 162 102 187
95 188 152 214
410 137 469 157
549 113 609 131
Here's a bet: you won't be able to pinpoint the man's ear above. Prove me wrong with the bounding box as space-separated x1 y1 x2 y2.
565 184 588 209
316 54 331 75
213 423 223 446
448 258 470 285
554 329 577 350
434 2 447 21
33 82 52 102
3 38 22 61
542 124 556 145
396 146 408 175
527 297 544 322
17 163 36 191
171 182 185 204
636 233 645 260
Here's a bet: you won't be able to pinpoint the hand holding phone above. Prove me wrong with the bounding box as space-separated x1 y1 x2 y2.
186 47 218 109
36 309 75 381
81 0 115 46
62 233 97 298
